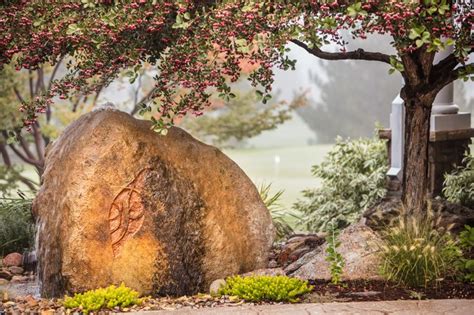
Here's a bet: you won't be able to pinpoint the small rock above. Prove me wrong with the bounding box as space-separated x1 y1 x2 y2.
0 278 9 285
10 275 29 283
8 266 24 275
2 253 23 267
0 269 13 281
209 279 226 295
24 295 39 308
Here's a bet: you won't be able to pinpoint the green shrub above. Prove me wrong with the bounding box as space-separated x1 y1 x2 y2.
456 225 474 282
379 206 462 287
259 183 300 240
218 275 313 302
0 196 34 256
63 283 143 314
294 136 387 232
443 155 474 208
325 226 345 285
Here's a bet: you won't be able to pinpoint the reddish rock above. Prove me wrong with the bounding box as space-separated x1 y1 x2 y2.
2 253 23 267
277 235 325 267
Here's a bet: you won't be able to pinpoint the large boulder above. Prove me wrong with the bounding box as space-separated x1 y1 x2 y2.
33 108 274 297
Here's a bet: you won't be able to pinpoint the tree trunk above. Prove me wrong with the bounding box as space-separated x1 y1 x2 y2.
401 98 432 214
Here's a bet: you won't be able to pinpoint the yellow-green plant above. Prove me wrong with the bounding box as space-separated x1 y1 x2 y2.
63 283 143 314
218 275 313 302
379 205 462 288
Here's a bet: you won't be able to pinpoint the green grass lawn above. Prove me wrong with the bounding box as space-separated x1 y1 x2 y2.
224 145 333 210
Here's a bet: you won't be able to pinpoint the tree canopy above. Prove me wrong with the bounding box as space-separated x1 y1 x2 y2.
1 0 473 212
2 1 470 129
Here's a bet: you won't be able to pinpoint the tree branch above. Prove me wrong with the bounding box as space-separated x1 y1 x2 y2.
432 53 458 77
291 39 391 64
28 70 34 99
47 56 64 91
0 142 12 166
432 62 474 94
6 141 41 168
130 86 157 116
13 86 26 104
31 124 45 163
92 84 105 107
17 134 36 161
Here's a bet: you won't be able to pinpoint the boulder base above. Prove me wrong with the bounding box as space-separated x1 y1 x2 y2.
34 109 274 297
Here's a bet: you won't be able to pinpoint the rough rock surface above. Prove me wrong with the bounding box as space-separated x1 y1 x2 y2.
33 109 274 297
273 234 325 268
285 224 381 280
2 253 22 267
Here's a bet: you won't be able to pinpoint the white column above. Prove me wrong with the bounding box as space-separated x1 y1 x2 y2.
388 46 472 181
431 46 471 131
387 95 404 181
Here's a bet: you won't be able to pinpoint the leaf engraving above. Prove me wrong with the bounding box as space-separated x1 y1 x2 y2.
109 169 147 257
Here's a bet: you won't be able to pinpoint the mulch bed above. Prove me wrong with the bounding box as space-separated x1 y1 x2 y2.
1 279 472 313
304 279 474 303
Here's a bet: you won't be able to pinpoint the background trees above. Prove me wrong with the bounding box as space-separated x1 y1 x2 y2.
1 1 472 212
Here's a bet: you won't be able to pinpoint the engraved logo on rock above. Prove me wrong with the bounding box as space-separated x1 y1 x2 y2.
109 169 148 256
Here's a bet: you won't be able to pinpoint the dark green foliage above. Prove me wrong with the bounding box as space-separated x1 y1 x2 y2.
443 155 474 208
379 206 462 288
63 283 143 314
325 227 345 285
457 225 474 282
218 275 313 302
0 195 34 256
294 136 387 232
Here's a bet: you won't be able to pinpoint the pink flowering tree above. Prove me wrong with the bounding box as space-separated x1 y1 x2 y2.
1 0 473 213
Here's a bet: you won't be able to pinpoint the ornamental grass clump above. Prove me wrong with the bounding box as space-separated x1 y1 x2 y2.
259 183 300 240
218 275 313 302
63 283 143 314
0 196 34 256
379 205 461 288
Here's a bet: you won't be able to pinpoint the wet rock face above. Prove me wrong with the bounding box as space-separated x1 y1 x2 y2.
33 109 274 297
